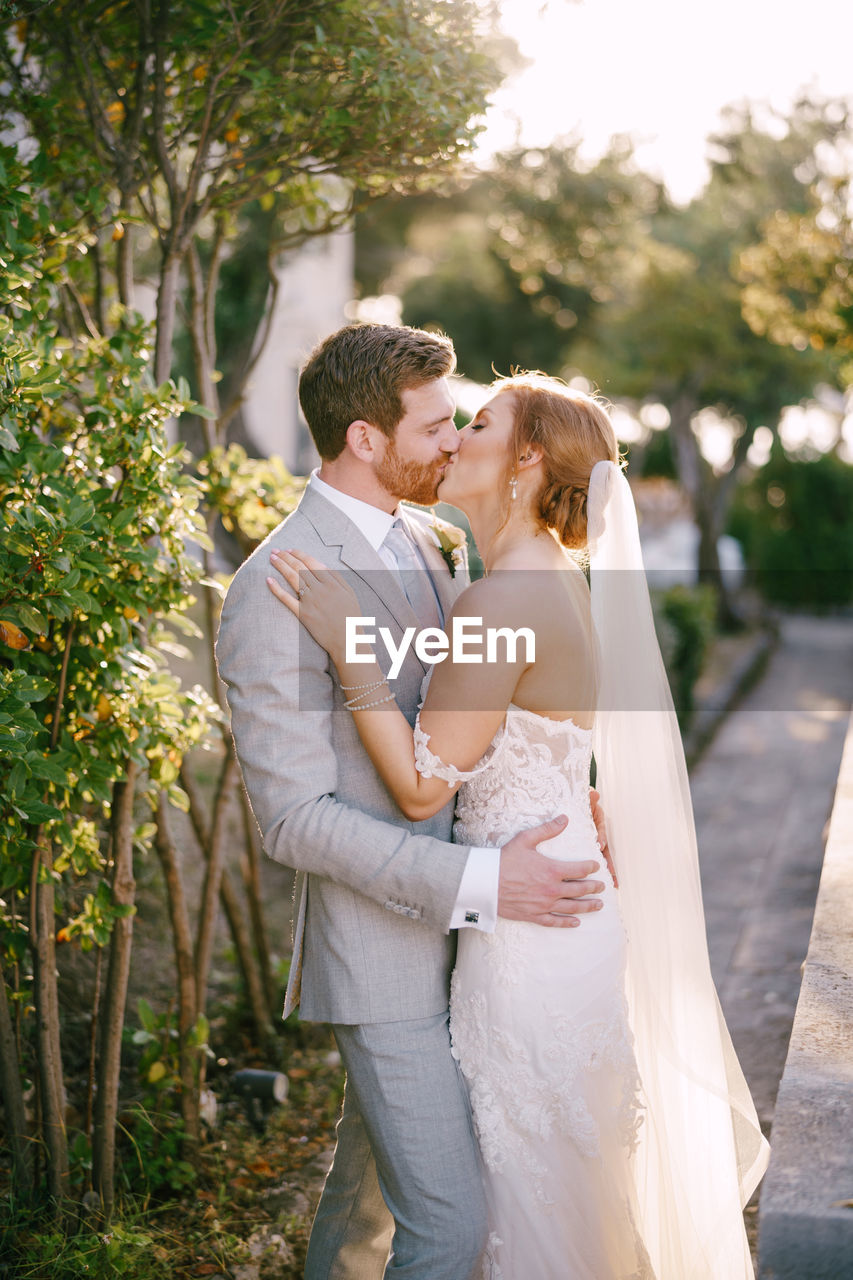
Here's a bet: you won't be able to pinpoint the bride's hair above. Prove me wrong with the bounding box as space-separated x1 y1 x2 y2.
491 371 620 550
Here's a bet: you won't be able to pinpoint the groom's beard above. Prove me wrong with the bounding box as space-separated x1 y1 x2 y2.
375 438 448 506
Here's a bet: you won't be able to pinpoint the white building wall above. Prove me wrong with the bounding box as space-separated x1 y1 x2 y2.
241 227 354 473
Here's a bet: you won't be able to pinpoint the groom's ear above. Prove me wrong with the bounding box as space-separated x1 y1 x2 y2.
345 419 382 462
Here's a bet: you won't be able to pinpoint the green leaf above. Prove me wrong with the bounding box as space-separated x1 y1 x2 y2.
23 799 63 824
190 1013 210 1046
113 509 138 532
2 532 34 557
137 998 156 1034
28 755 69 786
15 602 47 633
7 761 29 795
14 675 54 702
0 863 21 891
0 419 19 451
167 784 190 812
188 400 216 419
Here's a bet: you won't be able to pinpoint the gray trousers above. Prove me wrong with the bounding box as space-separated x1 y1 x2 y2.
304 1011 488 1280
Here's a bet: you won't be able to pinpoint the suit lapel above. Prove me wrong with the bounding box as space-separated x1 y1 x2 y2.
297 485 424 660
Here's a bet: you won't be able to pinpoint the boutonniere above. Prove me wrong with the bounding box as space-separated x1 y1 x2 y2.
429 520 467 578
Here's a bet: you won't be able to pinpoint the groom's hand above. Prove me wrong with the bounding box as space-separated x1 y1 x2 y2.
498 815 604 928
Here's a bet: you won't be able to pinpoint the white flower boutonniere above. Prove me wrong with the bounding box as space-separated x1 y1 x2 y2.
429 520 467 578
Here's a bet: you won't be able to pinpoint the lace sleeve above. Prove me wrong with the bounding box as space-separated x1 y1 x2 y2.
413 713 503 786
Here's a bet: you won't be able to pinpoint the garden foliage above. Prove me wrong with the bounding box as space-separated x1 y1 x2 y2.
0 143 217 1211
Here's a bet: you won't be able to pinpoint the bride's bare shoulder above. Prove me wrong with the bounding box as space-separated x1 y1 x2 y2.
450 572 565 629
450 574 517 612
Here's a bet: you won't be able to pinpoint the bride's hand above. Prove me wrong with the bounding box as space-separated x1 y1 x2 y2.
590 788 618 888
267 548 358 661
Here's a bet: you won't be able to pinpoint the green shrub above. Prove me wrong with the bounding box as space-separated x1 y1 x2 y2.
728 445 853 607
656 584 717 731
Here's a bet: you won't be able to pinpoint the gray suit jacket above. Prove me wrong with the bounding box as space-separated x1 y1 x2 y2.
216 485 472 1025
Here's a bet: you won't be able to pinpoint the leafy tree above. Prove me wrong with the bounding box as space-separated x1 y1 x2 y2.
356 140 663 382
576 101 843 623
2 0 500 423
0 144 215 1213
736 105 853 385
357 112 841 623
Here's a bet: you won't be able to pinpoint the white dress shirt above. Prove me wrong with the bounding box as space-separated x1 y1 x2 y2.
308 471 499 931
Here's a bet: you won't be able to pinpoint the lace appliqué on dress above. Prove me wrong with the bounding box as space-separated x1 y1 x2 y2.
412 715 507 787
450 974 643 1202
416 702 649 1274
483 1232 505 1280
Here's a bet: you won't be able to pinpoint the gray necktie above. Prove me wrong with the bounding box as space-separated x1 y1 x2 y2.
382 519 441 629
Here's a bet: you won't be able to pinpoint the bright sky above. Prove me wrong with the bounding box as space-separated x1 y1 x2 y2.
477 0 853 203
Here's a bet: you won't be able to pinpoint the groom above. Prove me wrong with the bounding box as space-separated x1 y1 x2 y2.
216 323 606 1278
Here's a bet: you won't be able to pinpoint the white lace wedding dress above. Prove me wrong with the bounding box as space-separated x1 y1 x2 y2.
415 703 655 1280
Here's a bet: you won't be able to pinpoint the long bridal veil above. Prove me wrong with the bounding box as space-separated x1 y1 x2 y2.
588 461 770 1278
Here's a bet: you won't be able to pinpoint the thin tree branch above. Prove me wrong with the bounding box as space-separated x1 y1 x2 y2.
193 745 237 1012
204 218 227 370
154 792 201 1148
216 264 280 437
61 281 101 342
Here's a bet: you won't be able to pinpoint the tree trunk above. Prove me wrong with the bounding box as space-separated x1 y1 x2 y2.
668 395 742 629
695 497 739 627
92 762 139 1218
86 947 103 1140
154 792 201 1148
194 746 237 1014
182 760 276 1044
667 393 701 507
30 834 69 1206
116 221 134 310
220 867 277 1048
154 248 182 386
202 526 224 702
0 956 33 1200
186 239 221 451
239 786 275 1010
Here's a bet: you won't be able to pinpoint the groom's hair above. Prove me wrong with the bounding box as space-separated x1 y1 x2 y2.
299 323 456 459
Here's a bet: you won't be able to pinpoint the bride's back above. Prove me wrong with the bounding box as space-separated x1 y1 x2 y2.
465 557 597 730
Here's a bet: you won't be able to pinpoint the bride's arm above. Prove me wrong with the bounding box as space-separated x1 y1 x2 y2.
266 550 527 820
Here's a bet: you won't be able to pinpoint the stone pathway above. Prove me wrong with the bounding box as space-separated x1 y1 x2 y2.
691 614 853 1130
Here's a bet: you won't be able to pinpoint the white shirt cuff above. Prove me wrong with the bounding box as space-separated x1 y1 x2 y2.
450 846 499 932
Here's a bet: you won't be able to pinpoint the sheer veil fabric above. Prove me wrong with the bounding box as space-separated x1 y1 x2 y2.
587 461 770 1276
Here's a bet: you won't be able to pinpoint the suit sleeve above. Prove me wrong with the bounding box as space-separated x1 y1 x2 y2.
215 552 470 932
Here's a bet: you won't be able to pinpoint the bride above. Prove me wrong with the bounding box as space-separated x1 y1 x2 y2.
267 372 769 1278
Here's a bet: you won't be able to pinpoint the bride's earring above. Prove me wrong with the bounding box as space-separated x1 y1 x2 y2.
510 474 518 501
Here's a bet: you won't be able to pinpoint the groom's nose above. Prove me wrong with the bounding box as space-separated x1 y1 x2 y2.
440 421 460 454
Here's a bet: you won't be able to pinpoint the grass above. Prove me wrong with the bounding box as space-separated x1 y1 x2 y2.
0 1027 344 1279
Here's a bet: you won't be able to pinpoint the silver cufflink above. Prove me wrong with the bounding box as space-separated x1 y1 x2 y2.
464 910 479 924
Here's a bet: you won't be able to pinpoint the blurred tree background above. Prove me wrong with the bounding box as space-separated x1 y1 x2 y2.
356 95 853 624
1 0 852 1273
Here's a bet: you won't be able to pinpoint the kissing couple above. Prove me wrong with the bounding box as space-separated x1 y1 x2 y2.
216 323 769 1278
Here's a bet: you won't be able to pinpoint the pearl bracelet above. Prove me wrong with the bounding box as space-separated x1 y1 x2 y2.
339 678 386 691
342 681 389 708
346 691 396 712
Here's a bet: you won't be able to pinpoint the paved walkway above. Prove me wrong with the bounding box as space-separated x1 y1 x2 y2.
691 614 853 1131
